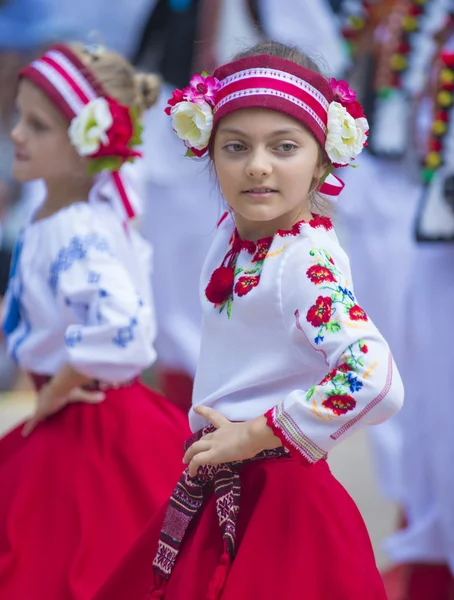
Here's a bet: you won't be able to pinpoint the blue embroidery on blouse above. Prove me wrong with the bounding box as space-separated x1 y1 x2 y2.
88 271 101 284
112 316 138 348
48 234 111 294
65 327 83 348
346 372 363 393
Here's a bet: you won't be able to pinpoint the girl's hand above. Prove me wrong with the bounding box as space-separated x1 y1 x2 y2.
22 383 105 437
183 405 282 477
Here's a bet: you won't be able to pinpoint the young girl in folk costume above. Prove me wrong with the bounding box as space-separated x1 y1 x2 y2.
93 40 404 600
0 43 189 600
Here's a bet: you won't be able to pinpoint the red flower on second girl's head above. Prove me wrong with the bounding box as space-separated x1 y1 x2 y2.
306 265 336 284
93 99 138 161
234 275 260 297
306 296 332 327
323 394 357 416
205 266 234 305
349 305 368 321
360 344 368 354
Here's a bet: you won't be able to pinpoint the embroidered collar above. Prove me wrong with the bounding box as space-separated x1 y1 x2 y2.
205 213 334 318
233 214 333 246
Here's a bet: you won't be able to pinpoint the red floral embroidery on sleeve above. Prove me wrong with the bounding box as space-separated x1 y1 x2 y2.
304 249 368 344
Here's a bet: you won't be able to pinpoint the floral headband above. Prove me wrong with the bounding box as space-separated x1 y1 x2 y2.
166 54 369 198
19 44 143 221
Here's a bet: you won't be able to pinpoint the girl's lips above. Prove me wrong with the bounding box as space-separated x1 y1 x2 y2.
242 189 277 198
14 151 29 161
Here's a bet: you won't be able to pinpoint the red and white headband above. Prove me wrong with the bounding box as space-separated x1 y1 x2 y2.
166 54 369 199
19 44 143 222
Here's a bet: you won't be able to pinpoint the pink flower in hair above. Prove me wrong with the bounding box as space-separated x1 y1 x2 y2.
329 78 357 105
184 73 220 105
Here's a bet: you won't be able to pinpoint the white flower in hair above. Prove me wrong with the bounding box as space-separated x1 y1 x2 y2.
170 100 213 152
325 101 368 166
69 97 113 156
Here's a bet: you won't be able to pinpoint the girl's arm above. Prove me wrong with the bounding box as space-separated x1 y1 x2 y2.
264 238 404 464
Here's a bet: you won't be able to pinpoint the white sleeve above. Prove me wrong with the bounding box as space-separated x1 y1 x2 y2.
50 232 156 382
265 238 404 464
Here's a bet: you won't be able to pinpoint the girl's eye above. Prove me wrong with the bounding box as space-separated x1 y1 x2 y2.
276 143 298 153
224 142 247 153
29 118 48 132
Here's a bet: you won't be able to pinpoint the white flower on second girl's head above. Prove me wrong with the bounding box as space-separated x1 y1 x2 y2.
68 98 113 157
325 101 369 166
170 100 213 151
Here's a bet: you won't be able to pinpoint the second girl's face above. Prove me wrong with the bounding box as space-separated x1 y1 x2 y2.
11 80 86 183
213 108 325 238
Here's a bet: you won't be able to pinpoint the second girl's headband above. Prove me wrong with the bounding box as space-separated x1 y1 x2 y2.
19 44 143 222
166 54 370 199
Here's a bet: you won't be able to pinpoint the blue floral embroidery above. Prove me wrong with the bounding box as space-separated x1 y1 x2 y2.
88 271 101 284
113 317 138 348
346 372 363 393
338 286 355 302
65 327 83 348
49 235 111 294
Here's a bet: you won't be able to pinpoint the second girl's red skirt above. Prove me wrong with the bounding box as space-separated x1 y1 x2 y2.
94 455 387 600
0 380 190 600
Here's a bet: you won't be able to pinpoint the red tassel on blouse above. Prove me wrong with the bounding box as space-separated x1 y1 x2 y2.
206 549 232 600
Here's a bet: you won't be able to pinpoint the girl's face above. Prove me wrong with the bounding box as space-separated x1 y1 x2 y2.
213 108 325 238
11 80 86 183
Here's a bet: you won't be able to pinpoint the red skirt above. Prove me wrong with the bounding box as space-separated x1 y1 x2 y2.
94 455 387 600
0 380 190 600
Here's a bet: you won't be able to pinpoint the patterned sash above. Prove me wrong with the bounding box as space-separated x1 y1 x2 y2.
152 425 289 582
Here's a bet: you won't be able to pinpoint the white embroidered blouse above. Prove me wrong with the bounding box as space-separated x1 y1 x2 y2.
190 213 404 463
1 199 156 382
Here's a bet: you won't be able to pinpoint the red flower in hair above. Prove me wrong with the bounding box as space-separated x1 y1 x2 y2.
205 266 234 305
164 88 185 116
306 296 332 327
345 101 366 119
93 99 140 161
323 394 356 416
338 363 353 372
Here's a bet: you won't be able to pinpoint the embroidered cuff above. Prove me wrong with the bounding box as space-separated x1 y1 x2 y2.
265 403 326 465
